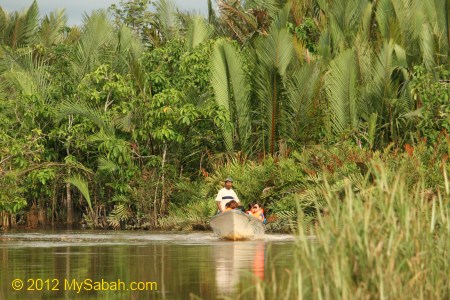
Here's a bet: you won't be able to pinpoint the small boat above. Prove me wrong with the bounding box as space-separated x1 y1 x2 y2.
210 210 265 240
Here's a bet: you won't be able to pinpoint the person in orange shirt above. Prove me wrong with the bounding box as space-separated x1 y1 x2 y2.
251 203 266 223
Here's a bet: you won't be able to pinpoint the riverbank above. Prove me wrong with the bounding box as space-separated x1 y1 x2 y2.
1 0 449 237
2 140 450 235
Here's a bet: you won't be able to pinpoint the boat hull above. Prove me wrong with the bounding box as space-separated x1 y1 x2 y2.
210 210 265 240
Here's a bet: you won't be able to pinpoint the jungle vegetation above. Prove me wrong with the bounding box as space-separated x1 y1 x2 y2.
0 0 449 232
1 1 449 297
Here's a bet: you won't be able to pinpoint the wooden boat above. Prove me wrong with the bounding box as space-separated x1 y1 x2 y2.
210 210 265 240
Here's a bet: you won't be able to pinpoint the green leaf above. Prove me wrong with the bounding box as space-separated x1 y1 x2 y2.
325 49 358 134
66 174 93 212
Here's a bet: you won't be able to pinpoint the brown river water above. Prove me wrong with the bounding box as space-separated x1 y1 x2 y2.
0 231 301 300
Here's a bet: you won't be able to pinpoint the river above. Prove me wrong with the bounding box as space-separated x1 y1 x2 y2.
0 231 300 299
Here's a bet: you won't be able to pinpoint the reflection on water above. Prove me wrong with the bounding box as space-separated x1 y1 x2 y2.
214 241 266 295
0 231 295 299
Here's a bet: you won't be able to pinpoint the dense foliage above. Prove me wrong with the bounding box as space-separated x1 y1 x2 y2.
0 0 449 231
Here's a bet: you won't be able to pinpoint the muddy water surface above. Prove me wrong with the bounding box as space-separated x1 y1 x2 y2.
0 231 299 299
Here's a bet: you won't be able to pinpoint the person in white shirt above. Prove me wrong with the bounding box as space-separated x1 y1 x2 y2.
215 178 240 212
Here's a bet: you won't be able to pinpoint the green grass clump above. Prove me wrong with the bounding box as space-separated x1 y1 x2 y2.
236 160 449 300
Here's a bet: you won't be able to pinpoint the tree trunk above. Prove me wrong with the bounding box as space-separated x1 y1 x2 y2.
52 184 56 228
270 73 278 156
66 181 73 227
38 207 46 227
28 205 39 229
66 115 73 228
10 214 17 228
1 212 10 230
207 0 214 24
446 0 450 63
160 143 167 215
153 184 158 227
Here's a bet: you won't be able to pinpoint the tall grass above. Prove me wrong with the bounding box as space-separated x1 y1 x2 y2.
237 160 449 299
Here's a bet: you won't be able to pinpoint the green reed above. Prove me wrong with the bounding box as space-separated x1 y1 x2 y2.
236 160 449 300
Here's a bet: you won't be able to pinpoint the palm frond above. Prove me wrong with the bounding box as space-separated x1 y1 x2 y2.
113 111 134 132
285 63 322 141
154 0 180 41
5 0 39 49
158 198 216 230
107 203 132 229
244 0 282 20
186 17 214 50
98 156 120 174
57 99 113 135
218 1 257 31
257 28 294 75
0 8 6 38
431 0 449 62
353 36 373 111
255 17 294 155
360 2 374 41
363 40 416 144
268 1 291 31
72 10 114 80
210 39 251 153
39 9 67 47
390 0 420 43
113 25 144 74
420 22 436 71
325 49 358 134
375 0 395 40
366 40 396 114
0 47 51 101
421 0 449 64
316 28 331 62
325 0 369 49
66 174 93 212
